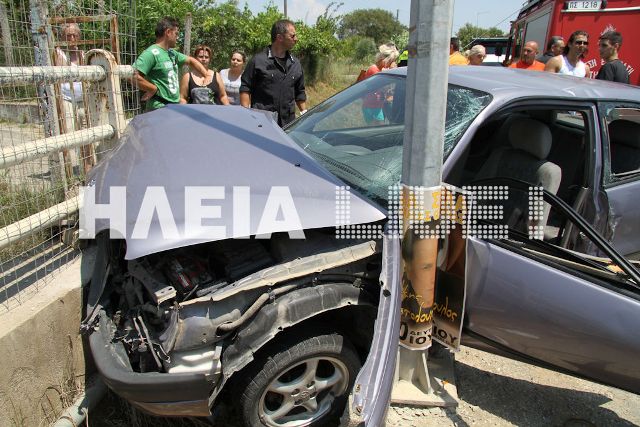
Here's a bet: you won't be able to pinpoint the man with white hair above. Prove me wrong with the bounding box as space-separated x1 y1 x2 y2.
54 23 94 174
466 45 486 66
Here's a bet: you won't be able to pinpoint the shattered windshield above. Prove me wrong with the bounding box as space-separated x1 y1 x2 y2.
286 74 491 203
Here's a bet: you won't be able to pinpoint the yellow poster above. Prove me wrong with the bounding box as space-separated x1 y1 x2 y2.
399 184 468 351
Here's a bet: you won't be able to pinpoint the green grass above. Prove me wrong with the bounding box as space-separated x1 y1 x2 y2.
305 57 370 109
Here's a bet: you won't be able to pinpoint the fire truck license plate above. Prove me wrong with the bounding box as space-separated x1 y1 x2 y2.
566 1 602 10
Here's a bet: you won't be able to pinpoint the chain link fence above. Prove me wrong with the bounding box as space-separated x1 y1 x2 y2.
0 0 137 313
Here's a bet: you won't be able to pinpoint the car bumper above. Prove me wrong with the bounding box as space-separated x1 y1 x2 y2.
89 310 214 417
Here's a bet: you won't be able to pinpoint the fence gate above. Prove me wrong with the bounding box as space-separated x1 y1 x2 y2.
0 0 137 313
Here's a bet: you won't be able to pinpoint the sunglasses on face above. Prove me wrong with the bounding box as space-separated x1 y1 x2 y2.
574 40 589 46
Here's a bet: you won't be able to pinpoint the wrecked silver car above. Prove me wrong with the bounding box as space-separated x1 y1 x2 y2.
84 66 640 427
82 105 395 426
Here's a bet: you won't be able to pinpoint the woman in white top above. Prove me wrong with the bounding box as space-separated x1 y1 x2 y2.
544 30 590 77
219 50 246 105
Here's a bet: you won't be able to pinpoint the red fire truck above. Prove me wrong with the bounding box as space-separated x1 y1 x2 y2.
509 0 639 84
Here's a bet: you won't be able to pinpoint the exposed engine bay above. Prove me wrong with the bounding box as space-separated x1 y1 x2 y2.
92 229 382 377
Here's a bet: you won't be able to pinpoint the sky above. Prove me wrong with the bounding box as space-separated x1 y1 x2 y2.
242 0 526 35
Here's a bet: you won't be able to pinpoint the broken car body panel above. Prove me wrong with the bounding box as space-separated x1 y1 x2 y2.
85 105 385 259
85 67 640 425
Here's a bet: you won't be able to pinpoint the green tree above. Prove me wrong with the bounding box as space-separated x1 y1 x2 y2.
352 37 376 62
192 2 256 68
136 0 195 54
455 23 506 51
391 29 409 51
314 1 343 36
337 9 405 46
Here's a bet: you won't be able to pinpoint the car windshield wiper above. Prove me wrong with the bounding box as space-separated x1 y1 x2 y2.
306 149 369 182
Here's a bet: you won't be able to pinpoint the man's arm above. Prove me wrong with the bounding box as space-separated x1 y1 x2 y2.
294 67 307 114
132 49 157 102
544 56 561 73
185 56 208 77
239 55 256 108
133 70 157 102
584 63 591 78
240 92 251 108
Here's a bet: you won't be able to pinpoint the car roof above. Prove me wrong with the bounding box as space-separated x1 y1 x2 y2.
383 66 640 103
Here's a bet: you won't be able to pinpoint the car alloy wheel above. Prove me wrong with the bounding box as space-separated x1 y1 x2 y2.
238 333 360 427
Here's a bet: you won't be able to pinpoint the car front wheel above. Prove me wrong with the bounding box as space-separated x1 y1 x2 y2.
237 333 361 427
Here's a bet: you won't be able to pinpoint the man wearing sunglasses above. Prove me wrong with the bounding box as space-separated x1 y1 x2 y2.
544 30 590 78
596 31 630 84
240 19 307 127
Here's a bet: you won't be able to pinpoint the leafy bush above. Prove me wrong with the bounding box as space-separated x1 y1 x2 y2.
337 8 406 45
354 37 377 62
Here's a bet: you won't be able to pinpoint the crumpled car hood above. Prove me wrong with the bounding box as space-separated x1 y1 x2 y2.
85 105 386 259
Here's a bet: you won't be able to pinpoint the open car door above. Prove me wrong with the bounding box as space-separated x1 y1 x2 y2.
463 179 640 394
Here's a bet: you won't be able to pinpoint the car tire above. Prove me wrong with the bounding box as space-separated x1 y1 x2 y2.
236 333 361 427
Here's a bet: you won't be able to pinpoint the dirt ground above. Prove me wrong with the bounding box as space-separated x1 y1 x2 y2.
386 346 640 427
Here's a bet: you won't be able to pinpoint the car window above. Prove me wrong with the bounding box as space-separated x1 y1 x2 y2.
556 111 585 129
287 74 491 203
454 106 595 250
601 105 640 182
312 80 399 131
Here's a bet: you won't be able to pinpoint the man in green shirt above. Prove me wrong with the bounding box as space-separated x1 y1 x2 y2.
133 17 208 111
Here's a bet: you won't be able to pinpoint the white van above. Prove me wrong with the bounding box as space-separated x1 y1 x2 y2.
468 37 509 66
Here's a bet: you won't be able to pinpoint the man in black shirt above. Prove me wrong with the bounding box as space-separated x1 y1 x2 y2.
596 31 630 84
240 19 307 127
536 35 564 64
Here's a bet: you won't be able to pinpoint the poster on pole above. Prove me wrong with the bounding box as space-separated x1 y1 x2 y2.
398 184 469 351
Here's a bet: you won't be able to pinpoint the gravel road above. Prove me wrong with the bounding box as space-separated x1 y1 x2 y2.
386 346 640 426
91 343 640 427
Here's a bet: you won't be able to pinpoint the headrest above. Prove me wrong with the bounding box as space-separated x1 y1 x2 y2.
609 120 640 148
528 109 556 124
508 117 552 160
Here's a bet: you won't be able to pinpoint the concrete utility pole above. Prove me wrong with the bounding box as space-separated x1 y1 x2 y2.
284 0 288 17
394 0 454 405
401 0 452 188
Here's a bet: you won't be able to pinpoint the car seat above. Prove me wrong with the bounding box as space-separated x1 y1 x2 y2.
608 120 640 175
475 117 562 230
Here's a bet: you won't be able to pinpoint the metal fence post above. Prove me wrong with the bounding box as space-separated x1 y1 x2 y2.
29 0 67 192
85 49 127 157
183 13 192 56
0 1 14 66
